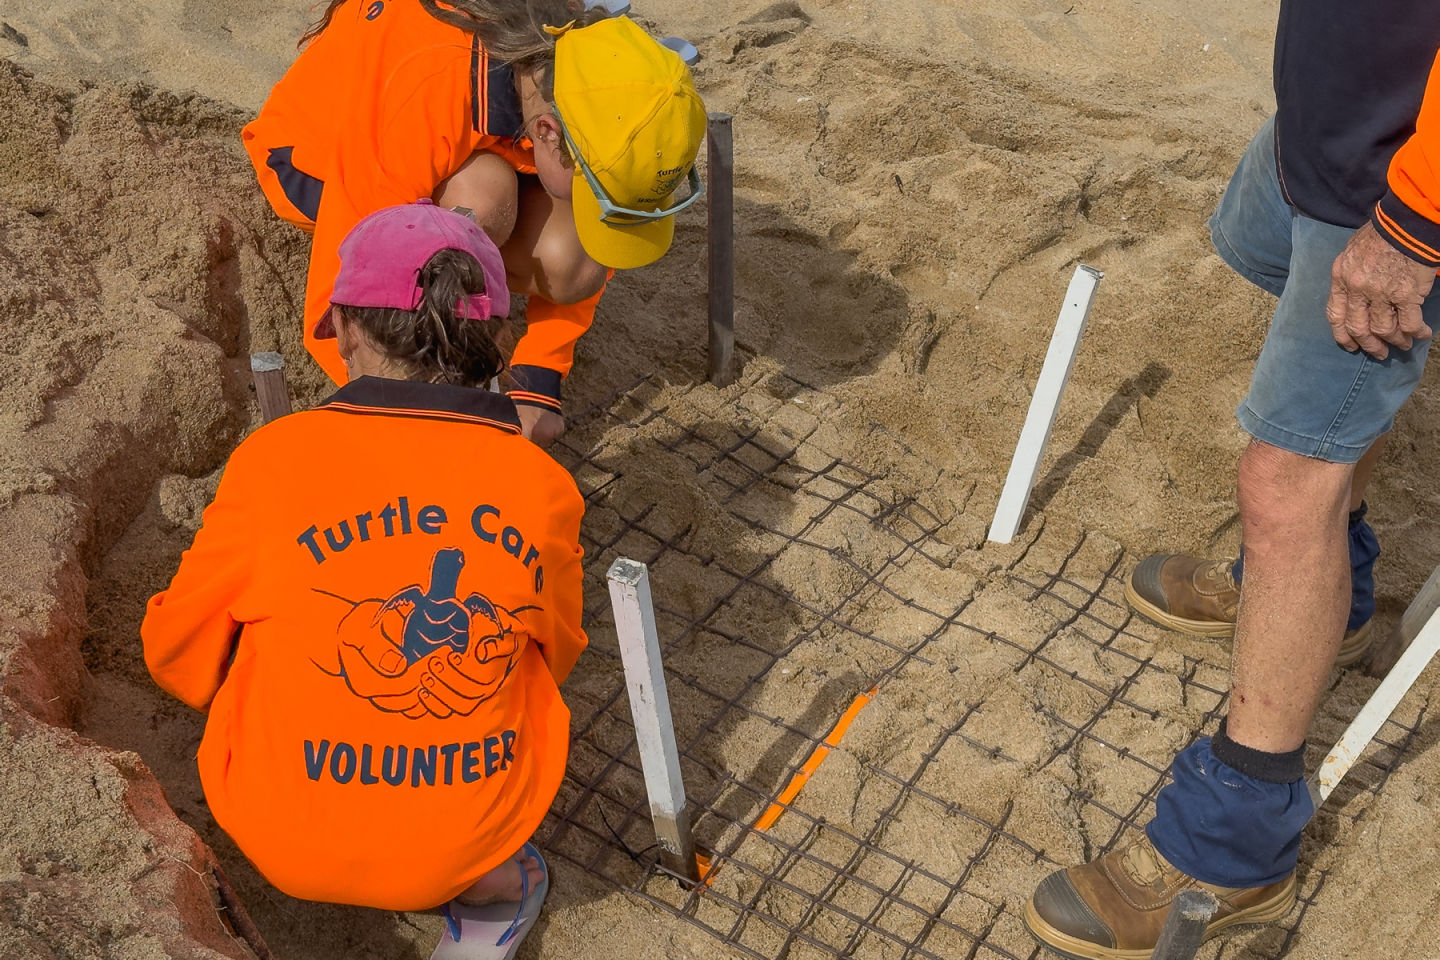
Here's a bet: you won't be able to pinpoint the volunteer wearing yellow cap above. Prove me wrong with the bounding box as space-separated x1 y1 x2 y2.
543 16 707 269
243 1 706 446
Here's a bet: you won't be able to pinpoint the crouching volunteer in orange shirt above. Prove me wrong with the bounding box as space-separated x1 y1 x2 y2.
142 201 585 959
243 0 707 447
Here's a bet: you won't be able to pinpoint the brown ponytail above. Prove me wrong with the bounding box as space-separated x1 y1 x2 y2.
339 249 505 387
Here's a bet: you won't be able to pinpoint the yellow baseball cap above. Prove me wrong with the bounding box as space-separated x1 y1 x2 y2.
554 16 707 270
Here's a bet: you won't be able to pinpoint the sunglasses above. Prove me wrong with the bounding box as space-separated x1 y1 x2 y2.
555 114 704 224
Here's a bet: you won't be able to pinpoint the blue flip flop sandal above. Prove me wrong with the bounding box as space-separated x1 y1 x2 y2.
431 844 549 960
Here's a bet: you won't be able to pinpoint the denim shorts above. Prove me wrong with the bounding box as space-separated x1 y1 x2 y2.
1210 116 1440 463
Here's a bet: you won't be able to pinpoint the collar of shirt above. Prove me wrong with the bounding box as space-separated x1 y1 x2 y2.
319 376 522 434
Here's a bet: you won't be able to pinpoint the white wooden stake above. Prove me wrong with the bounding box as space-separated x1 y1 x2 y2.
606 557 699 882
1397 564 1440 653
988 264 1103 544
1308 607 1440 808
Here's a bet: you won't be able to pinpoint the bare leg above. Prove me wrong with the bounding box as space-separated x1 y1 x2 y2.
1349 433 1387 511
1227 440 1355 753
454 850 544 907
501 178 609 304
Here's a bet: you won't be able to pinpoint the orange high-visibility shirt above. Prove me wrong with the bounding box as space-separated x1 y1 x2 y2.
1377 47 1440 268
141 379 586 910
241 0 582 386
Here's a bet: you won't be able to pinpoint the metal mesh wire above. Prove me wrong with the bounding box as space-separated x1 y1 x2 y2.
533 369 1425 960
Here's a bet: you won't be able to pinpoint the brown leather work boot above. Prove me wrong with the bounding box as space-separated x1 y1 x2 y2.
1023 833 1296 960
1124 554 1238 638
1124 553 1371 667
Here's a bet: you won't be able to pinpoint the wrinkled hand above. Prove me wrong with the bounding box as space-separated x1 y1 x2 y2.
335 599 433 718
412 604 522 717
516 404 565 448
1326 222 1436 359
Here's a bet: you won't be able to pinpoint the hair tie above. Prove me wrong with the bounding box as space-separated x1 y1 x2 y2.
542 20 574 36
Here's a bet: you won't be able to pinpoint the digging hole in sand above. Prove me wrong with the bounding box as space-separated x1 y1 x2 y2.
71 359 1427 960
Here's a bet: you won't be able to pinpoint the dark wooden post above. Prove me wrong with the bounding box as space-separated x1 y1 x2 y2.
1151 889 1217 960
706 112 735 387
250 352 292 423
213 863 276 960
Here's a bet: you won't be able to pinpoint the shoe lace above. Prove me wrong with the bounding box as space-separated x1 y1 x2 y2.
1197 559 1238 592
1121 838 1166 886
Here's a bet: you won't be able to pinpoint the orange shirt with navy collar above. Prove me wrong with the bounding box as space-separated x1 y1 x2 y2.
1379 47 1440 269
243 0 590 412
141 377 586 909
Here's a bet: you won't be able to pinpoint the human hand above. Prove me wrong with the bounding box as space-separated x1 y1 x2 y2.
334 597 525 719
516 405 565 447
335 599 433 718
413 600 523 717
1326 222 1436 359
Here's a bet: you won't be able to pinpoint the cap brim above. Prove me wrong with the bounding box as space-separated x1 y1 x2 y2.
571 172 675 270
313 305 338 340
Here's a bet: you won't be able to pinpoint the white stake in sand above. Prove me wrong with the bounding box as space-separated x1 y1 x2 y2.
1308 605 1440 809
606 557 699 882
987 264 1104 544
1396 564 1440 653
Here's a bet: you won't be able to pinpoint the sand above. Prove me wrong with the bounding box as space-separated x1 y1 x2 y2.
3 0 1440 958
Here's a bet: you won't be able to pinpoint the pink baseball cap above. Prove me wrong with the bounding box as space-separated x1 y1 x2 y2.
315 199 510 339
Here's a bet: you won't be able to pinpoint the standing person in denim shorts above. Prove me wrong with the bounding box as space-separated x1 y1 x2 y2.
1025 4 1440 957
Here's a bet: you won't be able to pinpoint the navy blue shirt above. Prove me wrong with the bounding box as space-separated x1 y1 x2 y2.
1273 1 1440 229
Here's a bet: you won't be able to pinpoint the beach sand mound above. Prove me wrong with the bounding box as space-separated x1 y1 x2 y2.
0 59 312 959
3 1 1440 958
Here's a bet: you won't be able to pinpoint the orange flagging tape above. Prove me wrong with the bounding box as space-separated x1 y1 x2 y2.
694 849 716 886
753 685 878 833
692 685 878 889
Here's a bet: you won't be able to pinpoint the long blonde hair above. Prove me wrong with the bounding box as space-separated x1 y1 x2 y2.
304 1 607 81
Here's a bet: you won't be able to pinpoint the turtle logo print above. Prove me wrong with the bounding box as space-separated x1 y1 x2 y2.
314 548 536 719
383 547 476 664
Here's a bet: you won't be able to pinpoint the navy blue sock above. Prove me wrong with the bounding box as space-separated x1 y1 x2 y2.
1210 717 1305 782
1346 502 1379 630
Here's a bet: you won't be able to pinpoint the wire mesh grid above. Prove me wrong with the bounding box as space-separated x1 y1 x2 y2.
531 369 1427 960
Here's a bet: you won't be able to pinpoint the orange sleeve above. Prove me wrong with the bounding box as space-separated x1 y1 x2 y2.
533 475 587 685
141 442 260 711
507 276 611 412
302 214 350 384
1374 46 1440 267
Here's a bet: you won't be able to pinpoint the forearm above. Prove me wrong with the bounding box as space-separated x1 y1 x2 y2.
141 453 258 710
507 281 607 411
142 574 244 711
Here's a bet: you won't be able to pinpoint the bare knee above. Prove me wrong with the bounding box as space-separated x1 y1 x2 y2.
1236 440 1352 546
474 202 519 248
531 234 608 303
502 180 607 303
433 151 519 246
